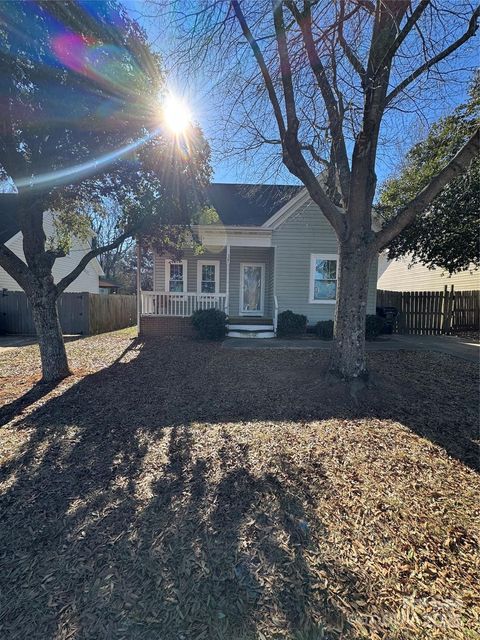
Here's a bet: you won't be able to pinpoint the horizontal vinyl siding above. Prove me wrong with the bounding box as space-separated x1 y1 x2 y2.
378 256 480 292
272 201 378 323
154 247 227 293
0 212 100 293
0 231 24 290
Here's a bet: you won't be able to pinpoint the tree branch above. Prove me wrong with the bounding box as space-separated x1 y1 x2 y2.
375 128 480 250
385 5 480 106
231 0 346 236
230 0 286 138
0 242 31 291
337 0 367 87
381 0 430 63
286 0 351 206
55 229 133 295
272 0 298 135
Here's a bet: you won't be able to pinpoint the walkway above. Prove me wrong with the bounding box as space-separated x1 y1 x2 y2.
224 334 479 363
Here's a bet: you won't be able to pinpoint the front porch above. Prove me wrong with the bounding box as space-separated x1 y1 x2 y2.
138 241 277 337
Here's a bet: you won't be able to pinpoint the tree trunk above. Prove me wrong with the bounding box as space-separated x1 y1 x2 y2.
30 291 71 383
330 240 374 379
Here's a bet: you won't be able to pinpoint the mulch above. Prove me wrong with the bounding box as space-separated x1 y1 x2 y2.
0 330 479 640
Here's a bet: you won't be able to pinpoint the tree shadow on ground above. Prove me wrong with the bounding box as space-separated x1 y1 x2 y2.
0 338 477 639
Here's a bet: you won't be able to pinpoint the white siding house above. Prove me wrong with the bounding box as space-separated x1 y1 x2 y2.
0 211 103 293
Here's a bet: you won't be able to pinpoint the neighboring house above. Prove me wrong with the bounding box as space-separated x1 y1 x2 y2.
0 210 103 293
378 254 480 292
99 277 120 295
139 183 378 338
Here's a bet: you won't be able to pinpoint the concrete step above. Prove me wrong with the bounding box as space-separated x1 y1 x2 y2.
227 330 275 339
227 323 274 331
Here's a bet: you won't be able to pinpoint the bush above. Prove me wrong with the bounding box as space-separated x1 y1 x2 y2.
365 314 386 340
315 319 334 340
191 308 227 341
277 310 307 337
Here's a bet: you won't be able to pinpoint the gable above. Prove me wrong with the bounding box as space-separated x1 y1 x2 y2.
261 187 310 229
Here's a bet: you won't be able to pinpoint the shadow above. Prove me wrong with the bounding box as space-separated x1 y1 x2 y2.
0 380 60 428
0 338 478 638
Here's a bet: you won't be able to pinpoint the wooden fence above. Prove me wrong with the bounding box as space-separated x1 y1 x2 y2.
0 291 136 336
88 294 136 335
377 287 479 335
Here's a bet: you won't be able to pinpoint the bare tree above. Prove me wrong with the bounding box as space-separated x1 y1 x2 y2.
146 0 479 379
90 200 135 280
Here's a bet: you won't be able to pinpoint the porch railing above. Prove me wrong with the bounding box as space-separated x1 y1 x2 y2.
141 291 227 317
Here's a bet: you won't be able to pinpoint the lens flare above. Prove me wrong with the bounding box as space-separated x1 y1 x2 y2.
162 94 192 134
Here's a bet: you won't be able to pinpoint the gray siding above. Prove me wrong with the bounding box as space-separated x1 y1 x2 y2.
154 247 227 293
272 201 378 324
153 246 274 318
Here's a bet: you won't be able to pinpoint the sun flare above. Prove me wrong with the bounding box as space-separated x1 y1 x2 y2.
162 94 191 134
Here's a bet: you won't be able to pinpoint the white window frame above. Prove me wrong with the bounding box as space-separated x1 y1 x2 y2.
197 260 220 294
165 259 188 293
309 253 338 304
240 262 265 316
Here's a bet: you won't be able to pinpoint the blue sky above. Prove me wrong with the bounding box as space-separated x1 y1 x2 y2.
123 1 476 189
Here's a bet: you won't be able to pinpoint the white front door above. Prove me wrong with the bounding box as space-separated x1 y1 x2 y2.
240 263 265 315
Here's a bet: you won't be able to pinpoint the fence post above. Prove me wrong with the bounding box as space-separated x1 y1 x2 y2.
441 285 454 335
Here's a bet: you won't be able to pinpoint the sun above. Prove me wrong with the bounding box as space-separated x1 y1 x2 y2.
162 94 192 134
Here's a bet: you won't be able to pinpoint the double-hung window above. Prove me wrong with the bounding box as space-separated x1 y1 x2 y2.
197 260 220 294
165 260 187 293
309 254 337 303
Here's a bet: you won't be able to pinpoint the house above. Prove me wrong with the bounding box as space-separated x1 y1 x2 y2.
378 254 480 292
139 183 378 337
99 277 120 295
0 210 103 294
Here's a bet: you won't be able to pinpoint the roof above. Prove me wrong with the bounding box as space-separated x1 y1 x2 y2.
205 183 303 227
0 195 21 245
99 278 119 288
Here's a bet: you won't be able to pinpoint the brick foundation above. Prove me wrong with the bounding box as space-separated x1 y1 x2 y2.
140 315 195 337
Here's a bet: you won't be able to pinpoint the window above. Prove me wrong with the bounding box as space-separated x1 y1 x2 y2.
309 254 337 303
197 260 220 294
165 260 187 293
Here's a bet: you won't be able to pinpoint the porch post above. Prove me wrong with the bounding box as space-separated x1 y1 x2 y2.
225 244 230 317
136 238 141 334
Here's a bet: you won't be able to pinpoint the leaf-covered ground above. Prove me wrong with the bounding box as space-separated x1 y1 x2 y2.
0 330 479 640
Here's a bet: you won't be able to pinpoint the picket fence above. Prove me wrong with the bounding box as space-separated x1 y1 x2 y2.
377 287 479 335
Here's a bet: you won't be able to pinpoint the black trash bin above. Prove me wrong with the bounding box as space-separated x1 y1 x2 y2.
376 306 398 334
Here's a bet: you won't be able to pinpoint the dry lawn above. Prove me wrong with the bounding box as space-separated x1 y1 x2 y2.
0 329 479 640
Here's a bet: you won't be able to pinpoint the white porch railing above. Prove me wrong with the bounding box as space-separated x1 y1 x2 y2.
141 291 227 317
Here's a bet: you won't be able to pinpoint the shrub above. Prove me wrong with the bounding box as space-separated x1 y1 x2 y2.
277 310 307 337
365 314 386 340
191 308 227 341
315 319 334 340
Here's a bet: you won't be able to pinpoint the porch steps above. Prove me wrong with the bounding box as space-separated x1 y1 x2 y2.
227 317 275 339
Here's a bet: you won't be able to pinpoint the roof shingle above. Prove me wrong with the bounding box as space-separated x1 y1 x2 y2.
205 183 302 227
